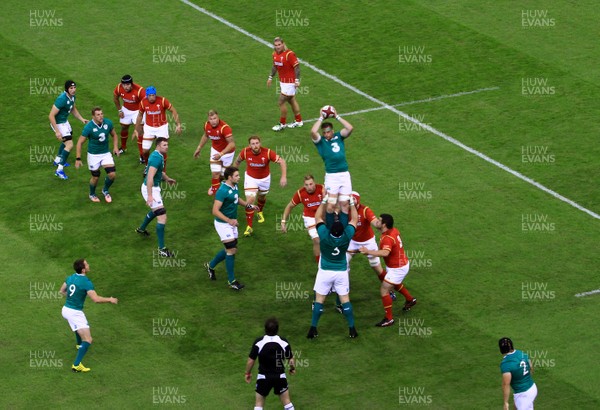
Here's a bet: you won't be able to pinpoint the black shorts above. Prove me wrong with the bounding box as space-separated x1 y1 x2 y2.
255 374 288 397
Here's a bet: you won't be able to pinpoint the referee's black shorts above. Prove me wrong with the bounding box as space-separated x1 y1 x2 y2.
255 374 289 397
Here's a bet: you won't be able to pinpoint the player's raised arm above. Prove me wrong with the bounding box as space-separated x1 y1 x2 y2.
338 115 353 138
315 201 326 225
348 196 358 228
311 117 323 142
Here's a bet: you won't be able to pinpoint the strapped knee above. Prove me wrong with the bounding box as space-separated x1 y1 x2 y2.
90 169 101 177
224 239 238 249
104 166 116 174
153 207 167 217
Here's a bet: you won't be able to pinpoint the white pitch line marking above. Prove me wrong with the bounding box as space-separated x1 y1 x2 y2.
303 87 501 123
575 289 600 298
180 0 599 220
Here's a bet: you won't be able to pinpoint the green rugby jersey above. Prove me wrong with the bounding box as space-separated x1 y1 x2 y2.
314 131 349 173
214 182 239 222
81 119 114 154
500 350 535 393
317 223 355 271
53 92 75 124
64 273 94 311
144 150 164 187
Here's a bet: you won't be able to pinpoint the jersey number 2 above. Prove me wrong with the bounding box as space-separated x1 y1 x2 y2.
519 360 529 376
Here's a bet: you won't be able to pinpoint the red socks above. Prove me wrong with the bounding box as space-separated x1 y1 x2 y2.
257 196 266 212
120 129 128 149
381 294 393 320
245 208 255 227
395 283 414 301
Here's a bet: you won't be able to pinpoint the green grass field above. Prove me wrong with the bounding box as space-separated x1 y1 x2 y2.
1 1 599 408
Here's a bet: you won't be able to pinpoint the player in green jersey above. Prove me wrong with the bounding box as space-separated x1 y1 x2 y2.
136 138 177 257
60 258 118 373
499 337 537 409
205 166 257 290
75 107 120 202
49 80 88 180
307 194 359 339
310 106 354 214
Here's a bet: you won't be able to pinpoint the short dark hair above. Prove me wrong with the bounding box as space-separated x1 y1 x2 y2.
91 106 102 116
265 317 279 336
321 122 333 131
223 166 239 181
499 337 514 354
380 214 394 229
73 259 86 273
156 137 169 146
330 221 344 238
121 74 133 84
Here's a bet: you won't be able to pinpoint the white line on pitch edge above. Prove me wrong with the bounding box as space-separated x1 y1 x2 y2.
575 289 600 298
179 0 599 220
303 87 501 123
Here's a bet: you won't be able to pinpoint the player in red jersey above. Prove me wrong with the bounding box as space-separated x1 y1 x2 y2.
346 192 384 276
360 213 417 327
266 37 303 132
234 135 287 237
193 110 236 195
132 86 181 166
281 175 325 262
112 75 146 160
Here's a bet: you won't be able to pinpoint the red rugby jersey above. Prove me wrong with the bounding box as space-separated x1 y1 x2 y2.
352 204 377 242
113 83 145 111
379 227 409 268
204 120 233 152
291 184 324 218
139 96 172 127
239 147 279 179
272 49 299 83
